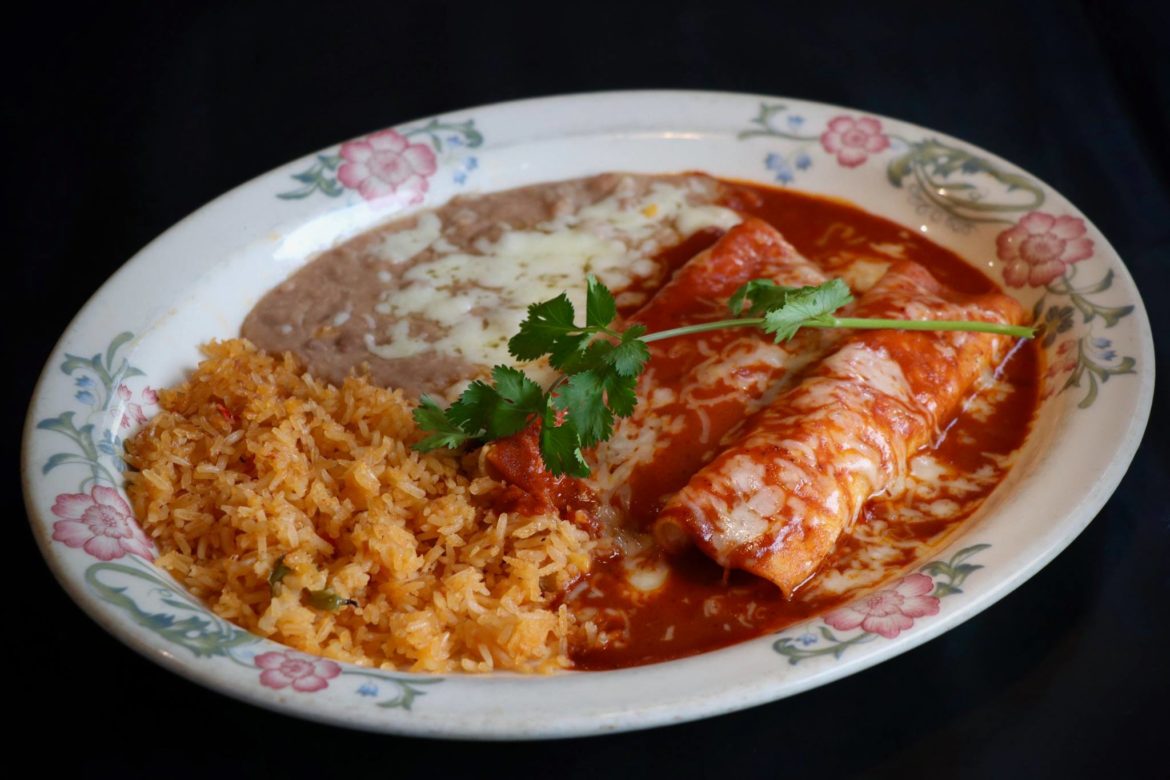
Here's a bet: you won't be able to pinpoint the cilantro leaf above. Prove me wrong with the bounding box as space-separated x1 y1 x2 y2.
547 332 591 370
601 372 638 418
729 278 795 316
585 274 617 328
761 279 854 342
556 339 613 375
508 293 579 361
491 365 544 411
444 367 547 441
445 380 497 435
539 410 589 477
413 396 473 450
486 365 546 437
606 326 650 377
554 371 612 448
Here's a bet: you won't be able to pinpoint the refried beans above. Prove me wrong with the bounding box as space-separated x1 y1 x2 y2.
242 173 738 398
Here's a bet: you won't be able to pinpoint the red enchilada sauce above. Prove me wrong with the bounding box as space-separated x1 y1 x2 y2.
562 181 1039 670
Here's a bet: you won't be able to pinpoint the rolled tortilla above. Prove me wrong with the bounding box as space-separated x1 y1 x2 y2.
588 217 830 524
632 217 826 330
653 261 1026 595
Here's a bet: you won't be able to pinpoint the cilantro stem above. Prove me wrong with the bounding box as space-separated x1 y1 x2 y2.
640 318 766 343
828 317 1035 338
640 316 1034 343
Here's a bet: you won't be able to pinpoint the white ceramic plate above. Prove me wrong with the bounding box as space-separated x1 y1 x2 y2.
22 91 1153 739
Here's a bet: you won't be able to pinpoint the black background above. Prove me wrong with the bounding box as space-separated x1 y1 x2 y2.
10 1 1169 777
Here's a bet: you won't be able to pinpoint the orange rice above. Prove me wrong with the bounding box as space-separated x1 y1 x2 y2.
124 339 595 673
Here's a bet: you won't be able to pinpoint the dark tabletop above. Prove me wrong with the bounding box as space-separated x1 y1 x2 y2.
10 1 1168 777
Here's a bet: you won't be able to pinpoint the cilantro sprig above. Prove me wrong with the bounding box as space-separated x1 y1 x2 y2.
414 276 648 477
413 275 1033 476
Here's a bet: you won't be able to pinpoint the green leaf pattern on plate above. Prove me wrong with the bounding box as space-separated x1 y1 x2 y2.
37 331 145 490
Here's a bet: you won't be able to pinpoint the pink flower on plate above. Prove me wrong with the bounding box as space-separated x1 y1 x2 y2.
337 129 437 205
255 650 342 693
820 116 891 167
996 212 1094 288
51 486 154 561
823 573 940 639
117 384 157 429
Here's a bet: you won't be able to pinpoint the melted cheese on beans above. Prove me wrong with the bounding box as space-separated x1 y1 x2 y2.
363 181 741 370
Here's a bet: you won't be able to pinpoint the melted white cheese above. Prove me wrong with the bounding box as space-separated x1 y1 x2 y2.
365 180 741 370
838 257 891 292
373 211 443 263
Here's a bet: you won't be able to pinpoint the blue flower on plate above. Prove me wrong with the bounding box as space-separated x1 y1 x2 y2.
453 156 479 186
447 135 464 148
75 390 96 405
796 632 818 646
765 153 795 185
794 151 812 171
75 375 95 388
787 115 805 130
1092 337 1111 349
357 682 378 697
98 431 120 456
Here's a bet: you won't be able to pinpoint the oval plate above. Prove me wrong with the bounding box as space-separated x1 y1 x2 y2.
22 91 1154 739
